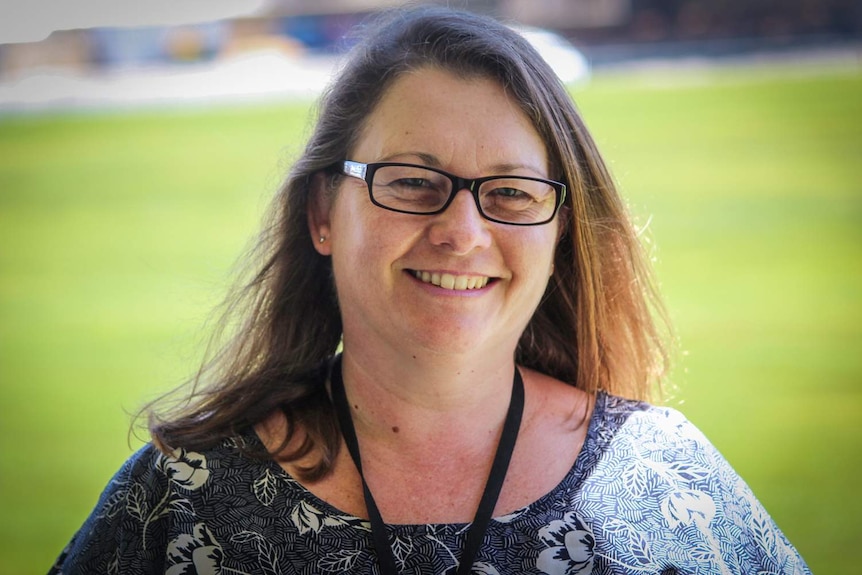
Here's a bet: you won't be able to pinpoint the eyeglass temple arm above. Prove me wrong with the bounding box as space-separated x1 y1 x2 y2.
342 161 367 180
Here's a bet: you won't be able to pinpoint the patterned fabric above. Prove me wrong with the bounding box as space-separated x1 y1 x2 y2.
50 393 810 574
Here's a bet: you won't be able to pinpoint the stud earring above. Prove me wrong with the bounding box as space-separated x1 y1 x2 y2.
319 236 326 243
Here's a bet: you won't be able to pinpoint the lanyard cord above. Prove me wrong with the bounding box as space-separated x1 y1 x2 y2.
330 355 524 575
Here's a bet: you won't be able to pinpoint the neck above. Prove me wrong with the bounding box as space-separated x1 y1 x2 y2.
337 345 517 447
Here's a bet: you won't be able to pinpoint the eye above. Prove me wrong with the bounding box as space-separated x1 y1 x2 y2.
491 187 530 199
485 186 536 205
371 166 450 211
479 178 558 224
392 177 435 189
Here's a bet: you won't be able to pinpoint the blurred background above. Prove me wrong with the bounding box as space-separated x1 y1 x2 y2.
1 0 859 573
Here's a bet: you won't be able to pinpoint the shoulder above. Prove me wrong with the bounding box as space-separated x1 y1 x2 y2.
521 372 699 445
521 368 592 432
51 437 260 574
582 393 744 493
111 438 245 495
575 394 812 574
589 392 712 452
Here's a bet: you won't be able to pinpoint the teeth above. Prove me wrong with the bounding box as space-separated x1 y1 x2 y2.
413 270 490 290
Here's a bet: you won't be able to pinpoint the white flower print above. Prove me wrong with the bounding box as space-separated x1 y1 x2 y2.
132 449 208 548
537 512 595 575
661 490 716 530
291 500 325 535
50 394 811 575
661 490 731 574
160 448 211 491
166 522 224 575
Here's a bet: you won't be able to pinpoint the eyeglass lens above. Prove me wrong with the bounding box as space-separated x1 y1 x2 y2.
370 164 558 225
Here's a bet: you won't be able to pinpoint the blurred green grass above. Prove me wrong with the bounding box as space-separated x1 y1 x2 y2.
1 65 859 573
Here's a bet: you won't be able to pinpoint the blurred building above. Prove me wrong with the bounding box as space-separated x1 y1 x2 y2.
256 0 862 42
1 0 859 78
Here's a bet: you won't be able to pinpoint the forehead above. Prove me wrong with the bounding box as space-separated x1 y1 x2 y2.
352 66 548 174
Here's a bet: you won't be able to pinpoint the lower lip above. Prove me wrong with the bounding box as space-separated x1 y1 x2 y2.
407 271 494 296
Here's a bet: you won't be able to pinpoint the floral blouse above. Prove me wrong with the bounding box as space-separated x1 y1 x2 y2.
50 393 810 574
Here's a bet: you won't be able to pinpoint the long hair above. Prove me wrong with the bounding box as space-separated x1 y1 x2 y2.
147 6 669 480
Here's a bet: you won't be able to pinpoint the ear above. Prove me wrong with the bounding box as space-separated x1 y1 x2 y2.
307 172 333 256
555 205 571 243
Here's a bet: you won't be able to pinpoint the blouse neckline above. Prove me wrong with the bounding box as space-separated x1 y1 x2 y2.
244 391 611 528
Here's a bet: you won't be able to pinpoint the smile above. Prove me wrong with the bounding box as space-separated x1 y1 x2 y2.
411 270 490 290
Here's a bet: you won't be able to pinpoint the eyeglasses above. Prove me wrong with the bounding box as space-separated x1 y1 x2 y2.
339 161 567 226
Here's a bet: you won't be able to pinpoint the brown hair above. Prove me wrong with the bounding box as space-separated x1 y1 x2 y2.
147 6 669 480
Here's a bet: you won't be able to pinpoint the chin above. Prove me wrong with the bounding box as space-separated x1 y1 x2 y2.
403 325 502 358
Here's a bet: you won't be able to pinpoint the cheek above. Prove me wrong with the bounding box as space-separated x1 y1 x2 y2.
518 227 558 268
330 191 372 249
330 207 372 279
328 199 408 280
511 230 558 303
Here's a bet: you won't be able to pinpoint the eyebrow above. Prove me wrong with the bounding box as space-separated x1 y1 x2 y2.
377 151 547 177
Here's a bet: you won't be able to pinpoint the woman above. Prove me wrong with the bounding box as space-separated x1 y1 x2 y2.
51 6 810 575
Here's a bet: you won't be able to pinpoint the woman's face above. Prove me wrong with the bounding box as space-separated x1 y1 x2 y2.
310 66 561 359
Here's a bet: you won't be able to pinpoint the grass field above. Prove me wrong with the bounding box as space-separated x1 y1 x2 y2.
1 63 860 573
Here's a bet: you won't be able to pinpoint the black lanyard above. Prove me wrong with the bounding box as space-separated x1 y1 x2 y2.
330 355 524 575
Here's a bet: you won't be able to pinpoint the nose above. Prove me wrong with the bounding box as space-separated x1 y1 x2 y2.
427 188 492 254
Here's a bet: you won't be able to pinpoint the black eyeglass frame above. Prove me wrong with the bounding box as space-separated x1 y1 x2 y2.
339 160 567 226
